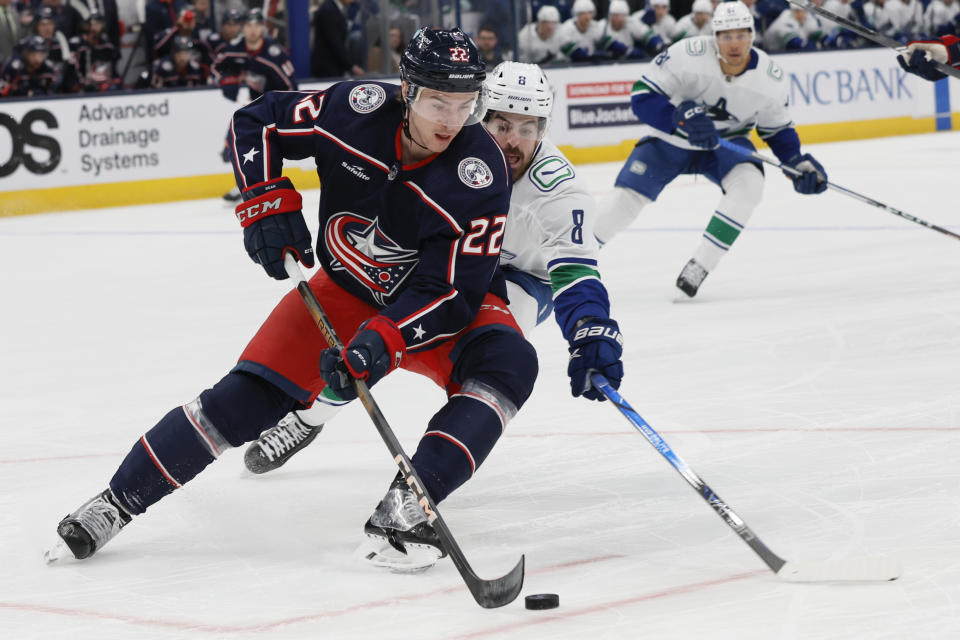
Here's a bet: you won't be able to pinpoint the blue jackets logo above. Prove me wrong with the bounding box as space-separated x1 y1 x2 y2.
325 212 419 304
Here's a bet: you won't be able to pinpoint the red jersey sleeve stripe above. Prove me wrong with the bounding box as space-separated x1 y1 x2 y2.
403 180 464 234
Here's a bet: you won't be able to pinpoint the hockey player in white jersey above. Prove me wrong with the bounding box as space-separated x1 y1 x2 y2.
558 0 605 61
598 0 666 59
636 0 678 45
594 0 828 298
518 5 566 64
241 61 625 572
762 6 826 51
670 0 716 41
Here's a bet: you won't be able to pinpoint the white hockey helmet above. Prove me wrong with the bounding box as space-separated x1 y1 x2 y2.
650 0 670 6
536 5 560 22
692 0 713 14
609 0 630 15
483 61 553 139
712 1 755 34
572 0 596 15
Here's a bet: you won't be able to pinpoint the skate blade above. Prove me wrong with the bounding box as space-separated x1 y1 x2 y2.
44 539 70 565
355 535 440 575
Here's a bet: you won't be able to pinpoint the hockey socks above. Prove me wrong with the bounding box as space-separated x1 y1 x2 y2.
109 372 296 514
412 383 516 502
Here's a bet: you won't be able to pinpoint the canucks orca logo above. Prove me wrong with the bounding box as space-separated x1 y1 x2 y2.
325 212 419 304
707 98 736 123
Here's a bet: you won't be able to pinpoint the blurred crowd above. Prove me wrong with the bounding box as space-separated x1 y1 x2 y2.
1 0 957 98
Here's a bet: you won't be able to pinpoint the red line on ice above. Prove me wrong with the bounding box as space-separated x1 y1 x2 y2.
0 554 624 633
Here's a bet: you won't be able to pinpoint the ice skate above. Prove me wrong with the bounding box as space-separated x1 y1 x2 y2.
244 413 323 474
47 489 132 563
361 477 445 574
222 186 241 203
676 259 709 298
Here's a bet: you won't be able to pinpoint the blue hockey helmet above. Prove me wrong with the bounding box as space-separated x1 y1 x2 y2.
400 27 485 94
24 35 49 53
172 35 195 53
245 8 265 24
223 8 244 24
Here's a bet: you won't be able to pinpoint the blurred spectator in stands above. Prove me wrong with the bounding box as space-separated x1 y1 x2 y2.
154 6 202 59
69 0 122 49
203 6 241 59
366 24 402 73
886 0 923 42
558 0 603 61
670 0 713 40
925 0 959 36
312 0 364 78
598 0 664 59
71 10 119 90
213 8 296 103
190 0 213 39
763 5 825 50
0 0 22 60
518 4 565 64
476 23 505 68
135 33 207 87
634 0 676 45
0 33 77 95
31 0 84 39
25 6 71 64
481 0 515 52
144 0 186 48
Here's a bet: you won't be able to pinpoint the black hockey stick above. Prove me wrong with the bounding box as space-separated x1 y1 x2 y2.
591 373 902 582
282 253 524 608
787 0 960 80
716 138 960 242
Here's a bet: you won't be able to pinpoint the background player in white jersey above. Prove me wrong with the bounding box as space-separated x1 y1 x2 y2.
762 6 826 51
558 0 605 61
671 0 716 41
240 62 626 572
598 0 666 60
518 5 566 64
594 1 828 298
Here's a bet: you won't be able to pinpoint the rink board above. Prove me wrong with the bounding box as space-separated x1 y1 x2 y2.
0 49 955 216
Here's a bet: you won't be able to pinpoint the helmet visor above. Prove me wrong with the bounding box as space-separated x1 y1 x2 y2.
408 85 485 128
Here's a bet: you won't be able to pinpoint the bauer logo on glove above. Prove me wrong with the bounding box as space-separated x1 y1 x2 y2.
572 324 624 345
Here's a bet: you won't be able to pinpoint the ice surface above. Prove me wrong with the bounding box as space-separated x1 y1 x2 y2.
2 132 959 639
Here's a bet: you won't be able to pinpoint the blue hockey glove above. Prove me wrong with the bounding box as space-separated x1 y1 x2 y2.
784 153 828 194
672 101 718 149
235 177 315 279
897 45 947 81
567 317 624 402
319 316 406 401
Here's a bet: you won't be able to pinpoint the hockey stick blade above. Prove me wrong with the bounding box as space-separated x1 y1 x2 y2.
283 254 525 608
777 557 902 582
591 373 901 583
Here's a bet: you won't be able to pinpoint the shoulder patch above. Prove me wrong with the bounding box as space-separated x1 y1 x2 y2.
685 38 706 56
349 83 387 114
269 44 281 57
458 157 493 189
767 60 783 81
161 60 173 71
529 156 575 192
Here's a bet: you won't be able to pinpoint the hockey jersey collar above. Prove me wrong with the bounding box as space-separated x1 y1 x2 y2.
739 49 759 75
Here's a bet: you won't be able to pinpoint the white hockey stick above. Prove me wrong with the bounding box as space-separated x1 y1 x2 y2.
592 373 903 582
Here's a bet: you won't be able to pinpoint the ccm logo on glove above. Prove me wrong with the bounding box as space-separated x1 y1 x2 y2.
236 197 285 225
573 324 624 344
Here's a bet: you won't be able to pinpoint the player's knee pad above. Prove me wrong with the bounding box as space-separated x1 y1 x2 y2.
453 329 538 411
718 163 764 221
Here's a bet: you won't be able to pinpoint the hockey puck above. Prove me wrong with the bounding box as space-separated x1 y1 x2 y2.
524 593 559 610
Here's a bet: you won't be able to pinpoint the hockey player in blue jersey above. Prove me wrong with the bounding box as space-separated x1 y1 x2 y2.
240 61 625 572
48 29 539 576
216 7 298 203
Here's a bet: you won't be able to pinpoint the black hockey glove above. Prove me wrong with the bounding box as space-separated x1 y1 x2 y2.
319 316 406 401
567 317 624 402
784 153 828 195
235 177 315 279
896 41 950 81
672 101 718 149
